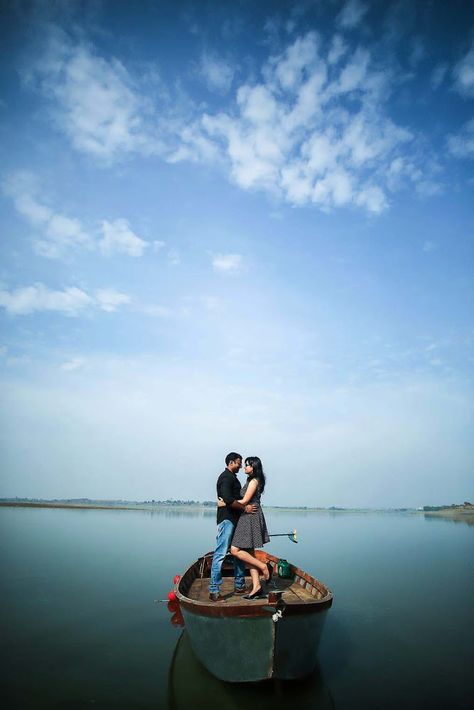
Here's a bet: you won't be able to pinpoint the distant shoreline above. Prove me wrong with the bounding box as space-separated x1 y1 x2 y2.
1 499 472 519
0 500 414 513
0 501 207 512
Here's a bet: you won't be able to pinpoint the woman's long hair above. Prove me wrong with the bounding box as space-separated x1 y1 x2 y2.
245 456 266 494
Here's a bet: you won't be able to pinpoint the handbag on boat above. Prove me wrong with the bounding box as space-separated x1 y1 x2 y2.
277 558 292 578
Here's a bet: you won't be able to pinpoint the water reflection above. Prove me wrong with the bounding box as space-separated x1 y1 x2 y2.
168 631 335 710
423 513 474 526
146 507 215 519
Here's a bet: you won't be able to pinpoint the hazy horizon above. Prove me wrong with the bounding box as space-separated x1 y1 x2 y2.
0 493 470 511
1 1 473 508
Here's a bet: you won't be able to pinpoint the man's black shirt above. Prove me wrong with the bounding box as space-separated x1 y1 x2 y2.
216 468 242 525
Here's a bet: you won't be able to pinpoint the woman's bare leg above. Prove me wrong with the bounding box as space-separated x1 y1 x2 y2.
231 545 269 587
233 550 260 594
249 567 260 594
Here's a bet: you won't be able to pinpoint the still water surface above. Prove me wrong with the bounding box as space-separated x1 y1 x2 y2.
0 507 472 709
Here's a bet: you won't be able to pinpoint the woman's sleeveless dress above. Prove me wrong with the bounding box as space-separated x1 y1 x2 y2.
231 481 270 549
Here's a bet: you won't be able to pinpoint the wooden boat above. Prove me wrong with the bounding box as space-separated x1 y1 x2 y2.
175 549 333 683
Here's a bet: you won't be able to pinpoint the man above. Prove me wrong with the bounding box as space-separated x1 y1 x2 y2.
209 452 255 602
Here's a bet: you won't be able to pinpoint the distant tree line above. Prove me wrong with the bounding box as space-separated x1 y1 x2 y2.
0 497 217 506
423 502 472 511
140 499 216 506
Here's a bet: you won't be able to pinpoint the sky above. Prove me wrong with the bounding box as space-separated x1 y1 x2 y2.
0 0 473 508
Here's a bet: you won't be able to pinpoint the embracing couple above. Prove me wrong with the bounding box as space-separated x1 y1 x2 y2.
209 452 271 602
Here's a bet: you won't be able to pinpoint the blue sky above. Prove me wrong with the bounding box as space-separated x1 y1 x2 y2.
0 0 473 507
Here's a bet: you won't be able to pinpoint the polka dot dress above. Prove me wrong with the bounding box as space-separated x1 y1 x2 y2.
231 482 270 549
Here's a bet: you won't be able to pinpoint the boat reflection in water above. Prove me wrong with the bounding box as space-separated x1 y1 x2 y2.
168 631 335 710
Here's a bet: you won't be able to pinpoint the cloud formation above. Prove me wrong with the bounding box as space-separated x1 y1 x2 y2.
99 219 148 257
212 253 243 273
452 43 474 98
337 0 368 30
3 171 148 258
24 23 451 214
3 171 91 258
193 32 418 213
28 29 161 162
61 357 86 372
95 288 131 312
198 53 235 93
447 118 474 159
0 284 130 316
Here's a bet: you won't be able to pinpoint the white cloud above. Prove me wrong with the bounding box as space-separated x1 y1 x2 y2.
40 213 90 257
334 47 370 94
0 283 185 320
95 288 131 312
270 32 320 90
452 43 474 98
3 171 91 258
3 171 150 258
313 168 353 208
24 28 436 215
29 29 161 161
337 0 368 30
354 185 388 213
166 122 220 164
99 219 148 257
192 33 423 214
199 53 235 93
2 172 49 222
0 284 131 316
447 118 474 159
328 34 348 65
212 253 243 273
0 284 93 316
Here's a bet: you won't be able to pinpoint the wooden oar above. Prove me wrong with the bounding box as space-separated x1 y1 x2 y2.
269 529 298 543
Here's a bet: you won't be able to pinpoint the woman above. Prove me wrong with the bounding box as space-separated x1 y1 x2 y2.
218 456 270 599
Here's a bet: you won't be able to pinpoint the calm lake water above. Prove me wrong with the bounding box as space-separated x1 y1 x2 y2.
0 506 472 709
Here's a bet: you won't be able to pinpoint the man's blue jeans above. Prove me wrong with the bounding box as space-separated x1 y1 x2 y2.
209 519 246 594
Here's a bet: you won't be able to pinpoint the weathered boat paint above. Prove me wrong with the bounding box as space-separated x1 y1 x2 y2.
273 608 329 679
182 610 275 682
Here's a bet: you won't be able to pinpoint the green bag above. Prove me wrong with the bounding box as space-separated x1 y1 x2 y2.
277 558 292 578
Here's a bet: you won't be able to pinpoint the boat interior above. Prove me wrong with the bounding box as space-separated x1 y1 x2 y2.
179 550 331 607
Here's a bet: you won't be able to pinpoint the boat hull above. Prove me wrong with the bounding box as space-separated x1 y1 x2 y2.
176 550 333 683
181 604 329 682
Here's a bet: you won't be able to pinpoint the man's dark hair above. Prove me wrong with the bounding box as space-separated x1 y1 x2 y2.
225 452 242 466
